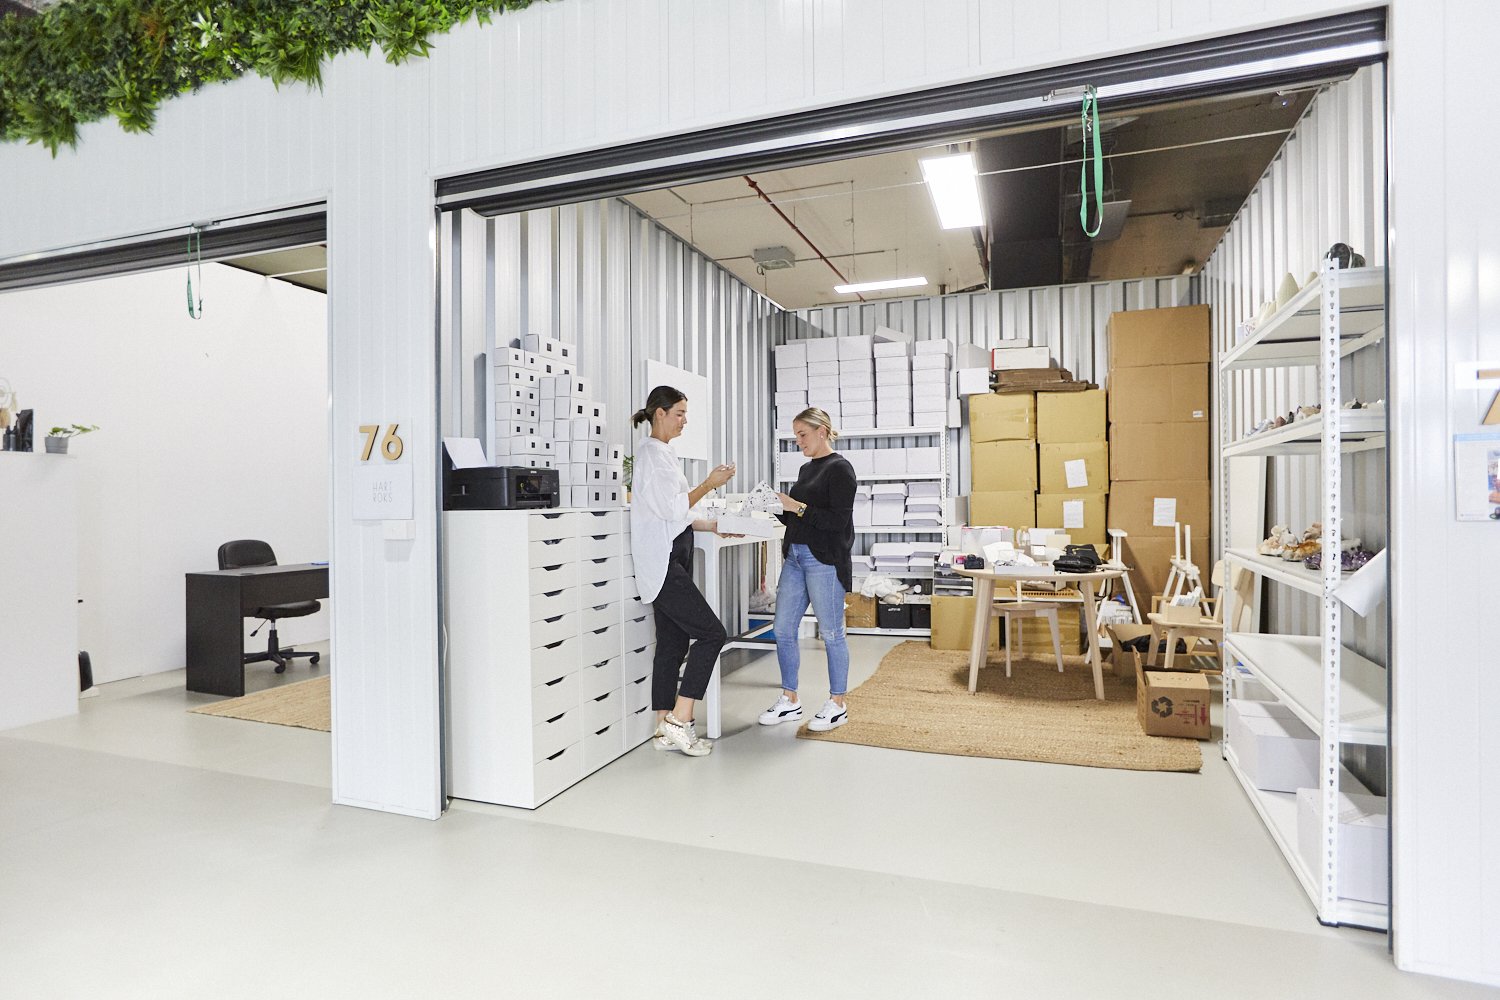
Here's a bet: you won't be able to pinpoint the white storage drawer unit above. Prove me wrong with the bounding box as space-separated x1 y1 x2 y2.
446 508 654 809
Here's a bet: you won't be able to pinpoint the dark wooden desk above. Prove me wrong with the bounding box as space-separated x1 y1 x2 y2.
185 564 329 696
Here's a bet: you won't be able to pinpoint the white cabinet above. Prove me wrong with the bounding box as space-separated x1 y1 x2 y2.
445 508 651 809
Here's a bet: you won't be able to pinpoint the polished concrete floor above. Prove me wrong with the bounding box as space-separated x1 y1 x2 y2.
2 638 1495 999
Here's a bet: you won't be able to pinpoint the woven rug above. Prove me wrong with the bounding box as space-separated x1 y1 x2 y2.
190 675 330 732
796 642 1200 772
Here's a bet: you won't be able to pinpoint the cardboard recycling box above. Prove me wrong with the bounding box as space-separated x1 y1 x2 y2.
1108 364 1209 425
971 439 1038 493
1107 480 1212 539
1136 662 1212 739
1107 304 1210 369
1037 389 1107 443
1035 492 1107 546
1039 441 1109 494
1109 422 1210 482
931 595 1000 651
844 593 878 629
968 392 1036 442
969 491 1036 529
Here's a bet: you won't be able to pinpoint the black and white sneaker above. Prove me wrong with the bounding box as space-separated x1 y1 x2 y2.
807 699 848 732
758 694 804 726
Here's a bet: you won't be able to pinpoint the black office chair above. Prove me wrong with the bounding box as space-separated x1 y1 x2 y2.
217 539 322 674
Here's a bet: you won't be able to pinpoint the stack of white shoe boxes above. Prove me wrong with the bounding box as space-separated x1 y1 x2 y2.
804 338 841 429
494 347 557 472
773 342 808 435
540 372 623 508
837 335 874 431
911 340 952 428
875 341 912 430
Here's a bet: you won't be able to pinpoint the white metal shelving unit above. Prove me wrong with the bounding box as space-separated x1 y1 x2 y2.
1219 262 1390 930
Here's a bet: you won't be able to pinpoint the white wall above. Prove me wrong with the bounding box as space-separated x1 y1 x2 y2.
0 265 329 684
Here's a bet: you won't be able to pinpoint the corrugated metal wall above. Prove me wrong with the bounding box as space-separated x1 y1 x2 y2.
1201 66 1387 660
441 199 779 627
776 276 1199 508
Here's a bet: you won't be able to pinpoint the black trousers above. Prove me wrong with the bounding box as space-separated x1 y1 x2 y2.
651 527 727 710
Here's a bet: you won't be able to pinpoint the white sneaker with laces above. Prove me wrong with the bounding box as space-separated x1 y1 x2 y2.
758 694 804 726
657 714 712 756
807 699 848 732
654 718 713 752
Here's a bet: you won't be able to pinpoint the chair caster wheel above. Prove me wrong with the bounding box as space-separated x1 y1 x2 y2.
310 653 321 665
274 664 287 674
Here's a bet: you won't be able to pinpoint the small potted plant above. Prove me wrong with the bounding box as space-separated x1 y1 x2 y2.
45 423 99 454
622 455 633 502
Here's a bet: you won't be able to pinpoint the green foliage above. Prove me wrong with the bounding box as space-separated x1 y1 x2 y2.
47 423 100 438
0 1 541 155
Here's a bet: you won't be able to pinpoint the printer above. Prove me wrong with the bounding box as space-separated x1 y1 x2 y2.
443 458 560 511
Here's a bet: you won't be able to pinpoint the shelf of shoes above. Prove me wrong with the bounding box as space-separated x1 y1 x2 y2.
1220 267 1386 371
1222 406 1386 458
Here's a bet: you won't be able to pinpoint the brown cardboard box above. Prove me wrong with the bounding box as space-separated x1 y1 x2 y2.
844 593 878 629
1120 535 1210 604
1136 661 1212 739
1108 364 1210 425
969 491 1037 528
1110 422 1210 481
1107 480 1212 539
931 595 999 651
1035 492 1107 545
971 440 1038 493
969 392 1036 442
1037 389 1107 443
1013 606 1083 655
1039 441 1109 493
1107 304 1211 370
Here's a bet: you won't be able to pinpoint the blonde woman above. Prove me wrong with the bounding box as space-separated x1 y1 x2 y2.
760 408 858 731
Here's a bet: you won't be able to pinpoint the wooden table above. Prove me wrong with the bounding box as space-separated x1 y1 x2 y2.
955 565 1124 700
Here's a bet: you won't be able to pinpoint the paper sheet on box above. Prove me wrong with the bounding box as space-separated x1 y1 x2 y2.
1064 459 1089 490
1062 499 1085 529
1335 549 1388 617
443 437 489 469
1152 497 1178 527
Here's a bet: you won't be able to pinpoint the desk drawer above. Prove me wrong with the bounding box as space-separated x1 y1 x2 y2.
578 533 622 561
532 671 579 726
579 557 624 586
531 611 579 649
578 655 620 703
583 721 624 771
621 575 641 601
623 643 655 684
623 615 655 651
530 588 578 623
581 687 622 732
580 624 622 665
579 603 619 634
579 578 621 608
622 596 645 621
534 743 584 803
533 708 581 763
625 673 651 714
578 509 624 536
529 562 578 596
529 536 579 568
530 636 581 685
529 511 579 542
624 705 655 747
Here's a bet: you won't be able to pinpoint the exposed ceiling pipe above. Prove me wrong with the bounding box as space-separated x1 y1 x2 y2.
743 176 864 303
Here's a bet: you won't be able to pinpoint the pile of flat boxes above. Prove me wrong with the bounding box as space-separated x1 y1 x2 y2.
772 330 971 432
492 335 625 508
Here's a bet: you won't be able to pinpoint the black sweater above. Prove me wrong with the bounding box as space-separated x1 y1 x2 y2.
776 452 857 592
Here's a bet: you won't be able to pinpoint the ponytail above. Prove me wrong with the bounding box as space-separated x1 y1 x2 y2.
631 408 650 427
634 385 688 429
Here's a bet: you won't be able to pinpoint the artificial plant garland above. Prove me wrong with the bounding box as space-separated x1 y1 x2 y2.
0 1 542 155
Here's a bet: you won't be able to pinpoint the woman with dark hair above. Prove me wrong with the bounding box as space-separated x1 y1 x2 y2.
630 385 738 757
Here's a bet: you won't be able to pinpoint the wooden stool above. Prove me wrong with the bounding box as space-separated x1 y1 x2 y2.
969 602 1065 693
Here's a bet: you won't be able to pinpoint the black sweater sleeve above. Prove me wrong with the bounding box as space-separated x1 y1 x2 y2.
801 462 856 531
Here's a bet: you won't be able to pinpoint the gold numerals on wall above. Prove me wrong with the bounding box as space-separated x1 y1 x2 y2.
359 424 404 462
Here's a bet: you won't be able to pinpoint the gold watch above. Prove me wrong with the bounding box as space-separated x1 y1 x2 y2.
796 503 807 518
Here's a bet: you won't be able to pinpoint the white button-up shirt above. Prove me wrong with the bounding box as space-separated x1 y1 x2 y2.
630 434 698 604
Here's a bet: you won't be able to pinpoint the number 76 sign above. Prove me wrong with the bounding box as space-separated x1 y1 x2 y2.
352 422 414 521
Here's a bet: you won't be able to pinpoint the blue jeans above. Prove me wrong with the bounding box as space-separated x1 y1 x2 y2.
773 544 850 697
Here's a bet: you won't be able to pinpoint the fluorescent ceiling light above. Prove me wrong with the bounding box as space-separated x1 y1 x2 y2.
834 276 929 295
919 152 984 229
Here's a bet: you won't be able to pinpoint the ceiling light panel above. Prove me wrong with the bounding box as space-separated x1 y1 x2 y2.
833 276 929 294
919 153 985 229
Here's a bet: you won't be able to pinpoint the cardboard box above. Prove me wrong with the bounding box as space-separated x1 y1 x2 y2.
912 369 949 388
844 593 878 629
915 338 952 356
1119 535 1210 604
1039 441 1109 493
1037 389 1108 443
777 368 808 391
1228 710 1318 791
956 368 991 396
873 340 910 358
969 393 1036 442
991 346 1052 370
1137 663 1212 739
1107 304 1211 370
1108 364 1210 425
1035 492 1107 545
841 385 875 403
773 342 807 369
808 360 841 377
969 491 1036 528
807 374 841 393
1109 422 1210 482
1226 697 1298 735
805 338 839 364
1107 480 1212 539
838 335 873 360
1012 605 1082 655
912 353 951 371
1296 790 1389 905
930 595 999 651
971 440 1038 493
875 356 911 373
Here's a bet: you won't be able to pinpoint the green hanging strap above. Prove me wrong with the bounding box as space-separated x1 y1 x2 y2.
1079 86 1104 239
186 228 204 319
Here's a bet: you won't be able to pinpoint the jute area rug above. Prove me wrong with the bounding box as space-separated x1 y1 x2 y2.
797 641 1200 773
190 675 330 732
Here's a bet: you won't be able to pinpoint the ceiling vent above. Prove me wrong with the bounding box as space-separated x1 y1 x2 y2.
752 246 796 272
1199 197 1241 228
1090 200 1133 242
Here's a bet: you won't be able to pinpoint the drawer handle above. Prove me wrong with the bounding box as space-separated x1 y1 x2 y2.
543 639 565 650
632 706 648 716
540 513 563 521
546 747 568 761
543 676 566 687
539 563 564 572
540 538 563 546
545 712 566 724
631 677 646 686
594 725 612 736
593 693 611 703
591 627 611 636
544 613 567 624
631 645 648 655
589 534 607 541
591 659 611 668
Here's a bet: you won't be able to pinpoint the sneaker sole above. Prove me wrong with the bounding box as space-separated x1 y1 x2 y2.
758 712 804 726
807 715 848 732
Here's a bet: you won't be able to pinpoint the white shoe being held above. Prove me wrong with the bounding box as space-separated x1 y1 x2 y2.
758 694 804 726
657 714 712 756
807 699 848 732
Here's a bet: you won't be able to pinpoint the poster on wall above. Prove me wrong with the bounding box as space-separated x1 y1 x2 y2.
1453 432 1500 522
643 359 711 462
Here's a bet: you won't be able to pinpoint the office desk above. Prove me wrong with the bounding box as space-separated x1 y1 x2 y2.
694 528 783 739
185 564 329 696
